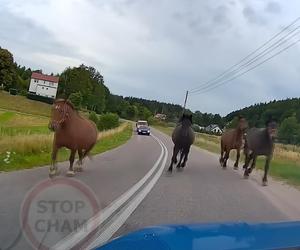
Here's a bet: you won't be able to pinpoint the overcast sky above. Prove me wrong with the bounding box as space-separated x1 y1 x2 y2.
1 0 300 115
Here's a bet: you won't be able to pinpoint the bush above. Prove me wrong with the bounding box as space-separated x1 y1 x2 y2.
98 113 119 131
68 91 83 109
88 111 99 125
9 88 17 95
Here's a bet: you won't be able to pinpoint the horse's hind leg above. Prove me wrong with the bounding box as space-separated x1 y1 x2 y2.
168 146 179 172
181 146 190 168
234 149 240 170
66 149 76 177
176 150 184 169
49 146 60 178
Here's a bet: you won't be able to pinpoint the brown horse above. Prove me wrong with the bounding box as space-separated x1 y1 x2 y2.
243 120 277 186
219 116 248 169
48 99 98 178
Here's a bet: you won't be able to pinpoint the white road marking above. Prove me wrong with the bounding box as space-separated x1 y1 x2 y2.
52 134 168 250
87 136 168 249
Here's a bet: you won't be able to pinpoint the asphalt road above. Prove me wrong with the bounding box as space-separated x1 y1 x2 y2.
0 127 299 250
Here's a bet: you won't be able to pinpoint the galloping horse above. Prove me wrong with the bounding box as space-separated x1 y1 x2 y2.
220 116 248 169
168 114 195 172
243 120 277 186
48 99 98 178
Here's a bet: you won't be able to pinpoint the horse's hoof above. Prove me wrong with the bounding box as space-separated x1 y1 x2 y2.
176 164 181 169
242 165 247 169
233 166 238 170
75 166 83 172
49 169 60 178
66 170 75 177
167 168 173 173
243 173 249 179
262 180 268 186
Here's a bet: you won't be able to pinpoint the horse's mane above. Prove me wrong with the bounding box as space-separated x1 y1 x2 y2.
54 99 75 110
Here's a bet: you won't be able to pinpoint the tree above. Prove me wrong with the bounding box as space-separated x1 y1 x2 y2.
278 116 300 144
126 105 138 119
57 65 107 113
68 91 83 109
0 47 17 90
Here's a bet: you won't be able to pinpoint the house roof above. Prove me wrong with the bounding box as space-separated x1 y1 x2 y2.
31 72 59 83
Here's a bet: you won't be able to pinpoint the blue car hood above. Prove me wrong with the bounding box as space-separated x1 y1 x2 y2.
95 221 300 250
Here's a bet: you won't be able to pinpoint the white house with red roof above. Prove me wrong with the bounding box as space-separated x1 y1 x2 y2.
29 72 59 99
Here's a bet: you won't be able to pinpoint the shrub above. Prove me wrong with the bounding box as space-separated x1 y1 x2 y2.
88 111 99 125
68 91 83 109
9 88 17 95
98 113 119 131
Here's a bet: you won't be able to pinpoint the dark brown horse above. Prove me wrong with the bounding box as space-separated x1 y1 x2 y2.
48 99 98 178
219 116 248 169
243 120 277 186
168 114 195 172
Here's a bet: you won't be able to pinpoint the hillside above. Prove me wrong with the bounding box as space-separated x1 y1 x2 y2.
0 91 51 117
225 98 300 127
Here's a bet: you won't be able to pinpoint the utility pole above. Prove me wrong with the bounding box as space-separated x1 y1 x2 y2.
182 90 189 114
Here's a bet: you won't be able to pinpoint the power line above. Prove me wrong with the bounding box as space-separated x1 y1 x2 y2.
191 26 300 93
190 37 300 95
189 16 300 93
192 28 300 93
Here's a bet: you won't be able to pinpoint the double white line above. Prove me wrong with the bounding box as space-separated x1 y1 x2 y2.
52 134 168 250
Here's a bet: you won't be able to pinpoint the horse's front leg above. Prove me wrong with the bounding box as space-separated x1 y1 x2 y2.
75 149 84 172
168 146 179 172
181 147 190 168
66 149 76 177
222 150 230 168
234 148 240 170
244 153 254 178
262 156 271 186
49 146 60 178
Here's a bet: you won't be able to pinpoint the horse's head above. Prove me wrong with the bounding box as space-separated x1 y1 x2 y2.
179 113 193 127
237 116 248 132
48 99 74 131
266 120 277 140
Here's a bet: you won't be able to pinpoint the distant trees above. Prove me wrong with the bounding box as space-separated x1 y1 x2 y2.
0 47 17 91
278 116 300 144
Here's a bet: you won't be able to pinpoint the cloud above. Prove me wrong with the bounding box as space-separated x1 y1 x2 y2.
0 0 300 115
265 1 281 14
243 5 266 25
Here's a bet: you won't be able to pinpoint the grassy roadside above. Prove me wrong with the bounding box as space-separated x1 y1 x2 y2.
154 125 300 186
0 123 132 172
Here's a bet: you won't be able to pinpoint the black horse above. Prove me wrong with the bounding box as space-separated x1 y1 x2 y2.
243 120 277 186
168 114 195 172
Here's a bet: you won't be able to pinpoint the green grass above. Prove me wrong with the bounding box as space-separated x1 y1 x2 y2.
0 91 51 117
0 123 132 172
154 125 300 187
